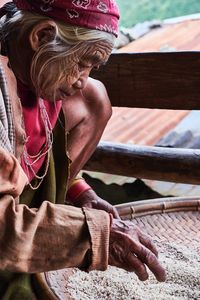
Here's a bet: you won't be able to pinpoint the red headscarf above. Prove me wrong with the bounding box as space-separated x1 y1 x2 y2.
12 0 120 37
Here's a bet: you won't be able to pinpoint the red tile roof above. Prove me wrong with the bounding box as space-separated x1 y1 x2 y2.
118 20 200 53
102 19 200 146
102 108 187 145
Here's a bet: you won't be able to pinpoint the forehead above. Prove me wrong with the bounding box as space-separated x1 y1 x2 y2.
79 40 113 63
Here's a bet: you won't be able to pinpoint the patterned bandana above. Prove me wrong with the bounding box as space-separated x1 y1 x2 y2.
12 0 120 37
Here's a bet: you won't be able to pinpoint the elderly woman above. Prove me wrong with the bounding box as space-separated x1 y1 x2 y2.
0 0 166 299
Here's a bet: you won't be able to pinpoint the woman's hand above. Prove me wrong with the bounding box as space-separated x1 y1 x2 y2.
73 189 120 219
109 219 166 282
72 187 165 281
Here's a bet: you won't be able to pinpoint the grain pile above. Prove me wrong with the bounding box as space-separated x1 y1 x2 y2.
66 243 200 300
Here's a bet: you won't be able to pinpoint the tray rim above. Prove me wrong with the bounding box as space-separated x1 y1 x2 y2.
115 196 200 219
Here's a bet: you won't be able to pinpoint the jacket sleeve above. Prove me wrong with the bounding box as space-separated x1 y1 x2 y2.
0 146 28 197
0 147 111 274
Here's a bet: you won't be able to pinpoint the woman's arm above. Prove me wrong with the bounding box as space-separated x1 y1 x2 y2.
0 147 111 273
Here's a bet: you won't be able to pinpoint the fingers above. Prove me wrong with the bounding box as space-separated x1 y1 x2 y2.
126 252 149 281
96 200 120 219
139 232 158 257
109 233 148 280
120 231 166 282
110 230 166 282
134 244 166 282
134 231 166 281
111 207 120 219
127 249 166 282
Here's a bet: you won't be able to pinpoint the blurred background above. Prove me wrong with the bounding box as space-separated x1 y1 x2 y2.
116 0 200 27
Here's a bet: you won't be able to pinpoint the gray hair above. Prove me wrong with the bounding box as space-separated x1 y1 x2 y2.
1 10 115 98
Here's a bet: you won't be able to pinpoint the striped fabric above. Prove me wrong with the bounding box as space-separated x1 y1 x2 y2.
0 60 15 153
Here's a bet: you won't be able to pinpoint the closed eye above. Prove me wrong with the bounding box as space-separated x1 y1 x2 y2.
93 61 107 71
78 62 92 71
93 65 100 70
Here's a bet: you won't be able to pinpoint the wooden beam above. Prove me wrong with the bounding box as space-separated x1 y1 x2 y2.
91 52 200 109
84 141 200 184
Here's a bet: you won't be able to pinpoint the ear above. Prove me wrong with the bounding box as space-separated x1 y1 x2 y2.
29 20 58 51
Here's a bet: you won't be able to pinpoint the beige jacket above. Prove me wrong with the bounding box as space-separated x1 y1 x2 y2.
0 55 111 274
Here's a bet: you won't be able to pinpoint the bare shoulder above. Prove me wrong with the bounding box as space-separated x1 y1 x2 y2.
82 77 109 103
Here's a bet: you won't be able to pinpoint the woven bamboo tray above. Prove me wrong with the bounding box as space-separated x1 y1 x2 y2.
33 196 200 300
116 196 200 249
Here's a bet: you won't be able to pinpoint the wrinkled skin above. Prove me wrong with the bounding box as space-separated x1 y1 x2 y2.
75 189 166 282
72 189 120 219
109 219 166 282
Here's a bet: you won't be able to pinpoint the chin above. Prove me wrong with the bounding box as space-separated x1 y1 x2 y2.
57 89 75 100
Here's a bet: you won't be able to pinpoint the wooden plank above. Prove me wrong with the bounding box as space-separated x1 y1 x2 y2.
91 52 200 109
84 141 200 184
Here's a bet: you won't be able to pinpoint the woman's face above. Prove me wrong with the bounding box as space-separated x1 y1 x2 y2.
36 40 113 102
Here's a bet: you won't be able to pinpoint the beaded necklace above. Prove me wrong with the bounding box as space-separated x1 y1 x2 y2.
23 98 53 190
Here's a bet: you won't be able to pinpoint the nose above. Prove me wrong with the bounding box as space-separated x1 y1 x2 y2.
72 68 91 90
73 79 84 89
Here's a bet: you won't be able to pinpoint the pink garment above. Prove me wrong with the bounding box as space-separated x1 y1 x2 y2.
12 0 120 37
17 81 62 182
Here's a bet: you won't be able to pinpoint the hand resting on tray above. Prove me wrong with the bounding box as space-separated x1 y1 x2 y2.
109 219 166 282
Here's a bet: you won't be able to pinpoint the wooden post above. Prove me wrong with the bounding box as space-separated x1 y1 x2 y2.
84 141 200 184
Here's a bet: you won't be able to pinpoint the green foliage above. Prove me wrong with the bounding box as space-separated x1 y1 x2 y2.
116 0 200 27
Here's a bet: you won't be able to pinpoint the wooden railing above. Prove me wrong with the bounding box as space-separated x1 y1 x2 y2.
84 141 200 184
85 52 200 184
91 51 200 109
